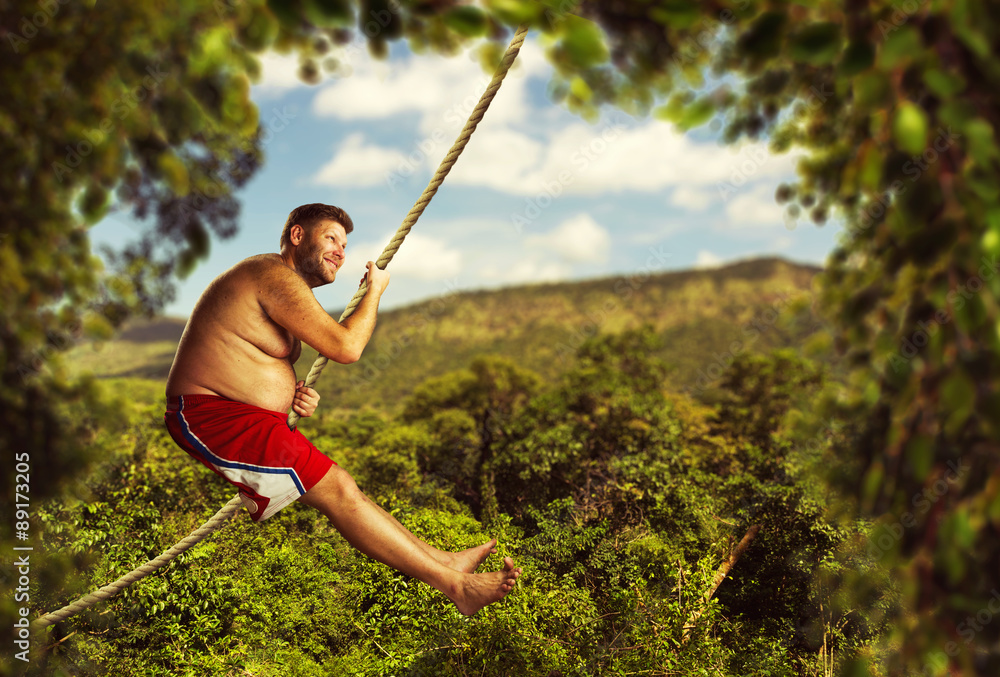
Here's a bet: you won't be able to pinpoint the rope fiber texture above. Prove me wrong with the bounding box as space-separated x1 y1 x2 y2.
33 24 528 633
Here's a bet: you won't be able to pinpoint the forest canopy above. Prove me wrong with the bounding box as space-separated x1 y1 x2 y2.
3 0 999 674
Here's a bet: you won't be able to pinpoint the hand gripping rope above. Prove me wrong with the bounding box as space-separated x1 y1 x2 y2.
33 24 529 632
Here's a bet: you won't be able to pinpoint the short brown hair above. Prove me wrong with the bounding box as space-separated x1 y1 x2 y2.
280 203 354 250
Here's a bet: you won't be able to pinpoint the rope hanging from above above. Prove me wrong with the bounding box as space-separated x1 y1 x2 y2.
287 23 529 429
32 23 530 633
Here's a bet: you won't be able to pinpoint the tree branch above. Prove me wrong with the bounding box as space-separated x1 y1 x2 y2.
682 524 762 643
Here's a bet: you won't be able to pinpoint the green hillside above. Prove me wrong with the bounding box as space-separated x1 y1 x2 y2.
68 256 829 412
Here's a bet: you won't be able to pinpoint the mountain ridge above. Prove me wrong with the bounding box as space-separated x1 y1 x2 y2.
69 255 829 410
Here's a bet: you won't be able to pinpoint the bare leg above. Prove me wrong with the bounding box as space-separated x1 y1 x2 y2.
357 498 498 574
299 465 521 615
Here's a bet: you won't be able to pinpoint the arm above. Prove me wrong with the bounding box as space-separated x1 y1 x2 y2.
258 259 390 364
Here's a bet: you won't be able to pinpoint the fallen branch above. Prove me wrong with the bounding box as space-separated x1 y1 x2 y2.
682 524 762 643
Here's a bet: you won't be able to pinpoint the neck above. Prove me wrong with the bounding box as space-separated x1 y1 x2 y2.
279 249 328 289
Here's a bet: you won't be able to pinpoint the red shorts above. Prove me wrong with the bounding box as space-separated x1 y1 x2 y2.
164 394 335 522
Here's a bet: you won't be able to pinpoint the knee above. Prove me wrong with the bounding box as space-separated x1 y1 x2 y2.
302 466 364 510
326 467 365 504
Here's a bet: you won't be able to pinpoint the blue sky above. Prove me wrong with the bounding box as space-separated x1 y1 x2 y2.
92 32 844 317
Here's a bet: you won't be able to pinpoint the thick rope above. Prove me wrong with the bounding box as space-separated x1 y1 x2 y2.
287 23 530 429
32 495 243 631
32 25 529 633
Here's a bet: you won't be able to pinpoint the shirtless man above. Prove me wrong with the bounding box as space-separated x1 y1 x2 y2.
164 203 520 616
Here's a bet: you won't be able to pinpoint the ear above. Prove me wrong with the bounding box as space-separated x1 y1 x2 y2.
289 224 305 246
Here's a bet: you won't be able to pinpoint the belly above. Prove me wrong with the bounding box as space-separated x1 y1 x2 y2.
167 336 299 414
228 361 298 413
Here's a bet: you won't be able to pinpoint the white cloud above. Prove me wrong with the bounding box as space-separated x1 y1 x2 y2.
621 221 688 246
307 43 553 187
526 214 610 264
444 127 544 189
252 52 306 98
722 182 785 227
313 133 408 188
670 185 714 211
312 42 549 135
306 44 803 200
479 259 572 285
341 231 462 282
772 235 794 250
445 116 802 198
694 250 723 269
389 216 605 289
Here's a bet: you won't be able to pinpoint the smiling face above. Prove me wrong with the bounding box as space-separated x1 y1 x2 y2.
291 219 348 288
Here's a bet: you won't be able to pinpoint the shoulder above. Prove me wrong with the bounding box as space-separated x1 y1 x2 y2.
200 256 307 314
241 255 317 314
228 255 302 289
236 253 288 276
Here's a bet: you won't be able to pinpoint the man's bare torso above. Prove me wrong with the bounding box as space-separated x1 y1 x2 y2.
166 254 302 413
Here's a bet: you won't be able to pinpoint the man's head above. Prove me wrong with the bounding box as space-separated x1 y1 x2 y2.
280 203 354 252
280 203 355 287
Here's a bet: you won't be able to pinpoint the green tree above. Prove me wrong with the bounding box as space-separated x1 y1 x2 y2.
490 326 678 517
402 355 541 519
707 348 825 449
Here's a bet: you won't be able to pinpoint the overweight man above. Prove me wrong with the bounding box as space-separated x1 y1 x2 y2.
164 203 520 615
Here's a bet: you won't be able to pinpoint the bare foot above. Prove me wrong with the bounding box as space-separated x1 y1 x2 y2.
444 539 498 574
449 557 521 616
